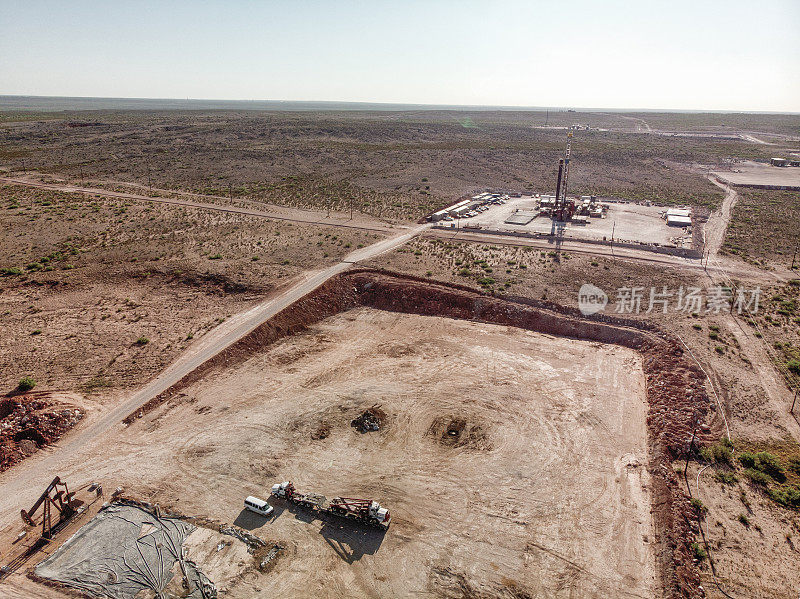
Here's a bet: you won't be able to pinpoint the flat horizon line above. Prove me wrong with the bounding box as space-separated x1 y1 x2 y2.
1 94 798 115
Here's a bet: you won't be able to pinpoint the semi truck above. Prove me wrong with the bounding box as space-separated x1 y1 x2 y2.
271 481 391 530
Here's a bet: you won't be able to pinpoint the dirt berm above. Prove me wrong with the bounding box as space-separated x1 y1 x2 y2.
126 268 715 599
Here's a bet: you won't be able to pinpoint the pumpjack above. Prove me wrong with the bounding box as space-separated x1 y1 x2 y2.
20 476 76 539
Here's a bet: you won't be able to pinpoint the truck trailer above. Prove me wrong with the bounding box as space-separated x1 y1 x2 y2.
271 481 391 530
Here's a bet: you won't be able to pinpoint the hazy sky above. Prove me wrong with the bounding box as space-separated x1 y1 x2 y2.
2 0 799 111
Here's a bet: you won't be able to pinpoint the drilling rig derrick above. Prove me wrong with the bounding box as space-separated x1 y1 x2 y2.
553 132 574 221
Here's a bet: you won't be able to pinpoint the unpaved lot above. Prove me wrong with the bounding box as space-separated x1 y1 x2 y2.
712 161 800 189
462 196 691 247
8 308 656 598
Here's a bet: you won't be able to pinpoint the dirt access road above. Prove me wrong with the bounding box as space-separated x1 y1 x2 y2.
0 219 430 528
0 175 396 234
5 171 784 284
704 177 738 259
616 114 652 132
427 228 785 285
697 177 800 439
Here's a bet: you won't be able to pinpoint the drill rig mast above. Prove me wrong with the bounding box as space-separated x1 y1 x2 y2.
553 132 574 221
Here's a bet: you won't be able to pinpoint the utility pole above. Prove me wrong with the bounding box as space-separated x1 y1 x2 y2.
700 234 707 271
792 237 799 270
611 220 616 260
350 198 353 221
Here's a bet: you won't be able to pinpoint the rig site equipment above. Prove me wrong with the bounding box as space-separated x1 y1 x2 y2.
20 476 76 539
271 481 391 530
553 132 576 221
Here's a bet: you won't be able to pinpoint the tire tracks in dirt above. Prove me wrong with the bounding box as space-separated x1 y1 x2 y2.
705 177 738 259
0 175 396 235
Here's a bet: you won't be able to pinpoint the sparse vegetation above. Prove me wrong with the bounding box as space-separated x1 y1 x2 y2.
17 376 36 392
690 542 707 561
767 484 800 509
79 376 114 393
729 441 800 511
0 183 387 394
744 468 771 486
738 513 750 527
0 110 741 222
690 497 707 514
739 451 786 482
724 189 800 268
714 471 738 485
700 441 733 466
0 106 799 598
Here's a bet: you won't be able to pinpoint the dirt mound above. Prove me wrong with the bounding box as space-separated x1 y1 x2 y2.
351 405 386 433
125 268 712 598
0 392 83 472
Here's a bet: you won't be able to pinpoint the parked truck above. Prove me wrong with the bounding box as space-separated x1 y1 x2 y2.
271 481 391 530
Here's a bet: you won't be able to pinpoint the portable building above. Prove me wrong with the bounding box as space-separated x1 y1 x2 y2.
665 208 691 219
666 215 692 227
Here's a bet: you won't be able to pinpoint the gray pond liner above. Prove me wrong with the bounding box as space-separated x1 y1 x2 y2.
35 503 216 598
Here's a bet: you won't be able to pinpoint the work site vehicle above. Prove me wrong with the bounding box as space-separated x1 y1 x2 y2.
244 495 273 516
271 481 391 530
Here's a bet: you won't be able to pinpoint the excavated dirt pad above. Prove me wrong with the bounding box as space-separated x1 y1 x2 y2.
0 392 83 472
65 308 657 598
123 269 711 598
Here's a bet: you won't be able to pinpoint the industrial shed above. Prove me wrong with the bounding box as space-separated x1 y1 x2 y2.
666 214 692 227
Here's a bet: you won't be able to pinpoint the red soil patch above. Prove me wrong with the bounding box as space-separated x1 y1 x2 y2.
0 392 83 473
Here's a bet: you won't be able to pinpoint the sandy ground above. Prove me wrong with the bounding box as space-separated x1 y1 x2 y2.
704 179 737 258
688 461 800 599
0 181 395 396
0 109 734 220
0 278 261 394
3 308 656 598
712 161 800 189
457 197 690 247
0 174 399 234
